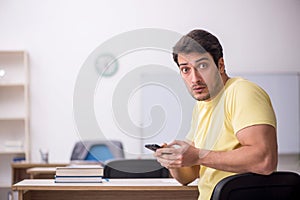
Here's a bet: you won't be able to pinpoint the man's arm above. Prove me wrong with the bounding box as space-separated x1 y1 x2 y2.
199 124 278 174
155 124 277 175
168 165 200 185
155 142 200 185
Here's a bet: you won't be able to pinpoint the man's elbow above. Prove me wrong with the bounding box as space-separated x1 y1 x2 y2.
177 179 195 186
255 155 278 175
172 174 196 186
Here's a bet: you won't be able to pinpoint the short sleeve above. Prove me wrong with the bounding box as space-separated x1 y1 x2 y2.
228 80 277 134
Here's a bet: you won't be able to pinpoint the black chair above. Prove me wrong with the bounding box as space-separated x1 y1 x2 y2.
210 171 300 200
70 140 125 163
104 159 169 178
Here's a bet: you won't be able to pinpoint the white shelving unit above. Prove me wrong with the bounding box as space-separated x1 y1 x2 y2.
0 51 30 198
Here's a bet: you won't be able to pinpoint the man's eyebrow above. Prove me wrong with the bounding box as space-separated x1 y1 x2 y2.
179 62 188 66
179 57 209 66
195 57 209 63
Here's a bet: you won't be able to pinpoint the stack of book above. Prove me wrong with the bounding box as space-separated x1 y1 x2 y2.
55 165 103 183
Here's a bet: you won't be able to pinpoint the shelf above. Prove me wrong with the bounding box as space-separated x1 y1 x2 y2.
0 86 26 118
0 51 27 85
0 149 25 155
0 50 26 54
0 83 25 87
0 117 26 121
0 50 29 197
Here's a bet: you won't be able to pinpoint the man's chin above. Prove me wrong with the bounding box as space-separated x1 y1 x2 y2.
193 93 211 101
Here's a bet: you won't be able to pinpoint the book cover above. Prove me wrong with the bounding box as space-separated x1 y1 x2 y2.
55 175 103 183
56 165 103 176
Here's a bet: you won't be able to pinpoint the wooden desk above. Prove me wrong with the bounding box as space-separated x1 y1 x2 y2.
11 163 68 184
26 167 57 179
13 179 199 200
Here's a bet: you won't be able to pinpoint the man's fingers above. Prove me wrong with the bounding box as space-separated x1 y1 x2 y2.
157 157 183 168
156 146 184 157
168 140 185 146
161 143 168 148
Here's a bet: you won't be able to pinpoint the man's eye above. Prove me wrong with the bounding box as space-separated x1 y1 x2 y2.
181 68 189 73
198 63 207 69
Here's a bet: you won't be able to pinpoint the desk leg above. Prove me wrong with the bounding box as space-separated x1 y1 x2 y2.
17 191 23 200
18 190 31 200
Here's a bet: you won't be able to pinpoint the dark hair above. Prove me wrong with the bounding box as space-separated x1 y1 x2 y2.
172 29 223 67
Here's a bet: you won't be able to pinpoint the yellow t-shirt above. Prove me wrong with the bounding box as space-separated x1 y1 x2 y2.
186 77 276 200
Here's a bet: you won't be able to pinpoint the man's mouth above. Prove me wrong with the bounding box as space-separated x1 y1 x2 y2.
192 85 206 93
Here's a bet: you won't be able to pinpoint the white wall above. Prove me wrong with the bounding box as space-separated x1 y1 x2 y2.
0 0 299 162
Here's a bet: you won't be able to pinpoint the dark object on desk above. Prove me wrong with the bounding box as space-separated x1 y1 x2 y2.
104 159 169 178
210 171 300 200
70 140 124 162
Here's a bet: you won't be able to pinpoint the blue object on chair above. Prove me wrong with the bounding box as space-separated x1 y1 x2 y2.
85 145 114 162
70 140 124 162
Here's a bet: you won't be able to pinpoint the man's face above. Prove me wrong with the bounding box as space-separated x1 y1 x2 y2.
177 52 224 101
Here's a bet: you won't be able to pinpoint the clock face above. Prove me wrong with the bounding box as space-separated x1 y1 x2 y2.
0 69 5 77
95 54 118 77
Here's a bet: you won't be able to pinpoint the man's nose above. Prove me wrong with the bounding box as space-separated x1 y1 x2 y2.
191 68 203 83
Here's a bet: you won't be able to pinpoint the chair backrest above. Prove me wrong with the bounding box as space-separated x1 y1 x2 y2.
104 159 169 178
210 171 300 200
70 140 124 162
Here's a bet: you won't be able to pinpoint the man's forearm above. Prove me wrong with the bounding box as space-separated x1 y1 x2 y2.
197 125 278 175
198 145 277 175
169 165 199 185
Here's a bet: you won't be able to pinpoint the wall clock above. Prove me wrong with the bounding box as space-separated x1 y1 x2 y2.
95 54 118 77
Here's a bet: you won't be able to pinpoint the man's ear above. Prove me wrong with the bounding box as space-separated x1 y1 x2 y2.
218 58 225 74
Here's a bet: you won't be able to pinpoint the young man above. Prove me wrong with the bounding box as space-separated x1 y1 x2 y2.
154 29 278 200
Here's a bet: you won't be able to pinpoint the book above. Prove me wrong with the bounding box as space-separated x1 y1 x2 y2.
55 165 103 177
54 175 103 183
55 164 104 183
